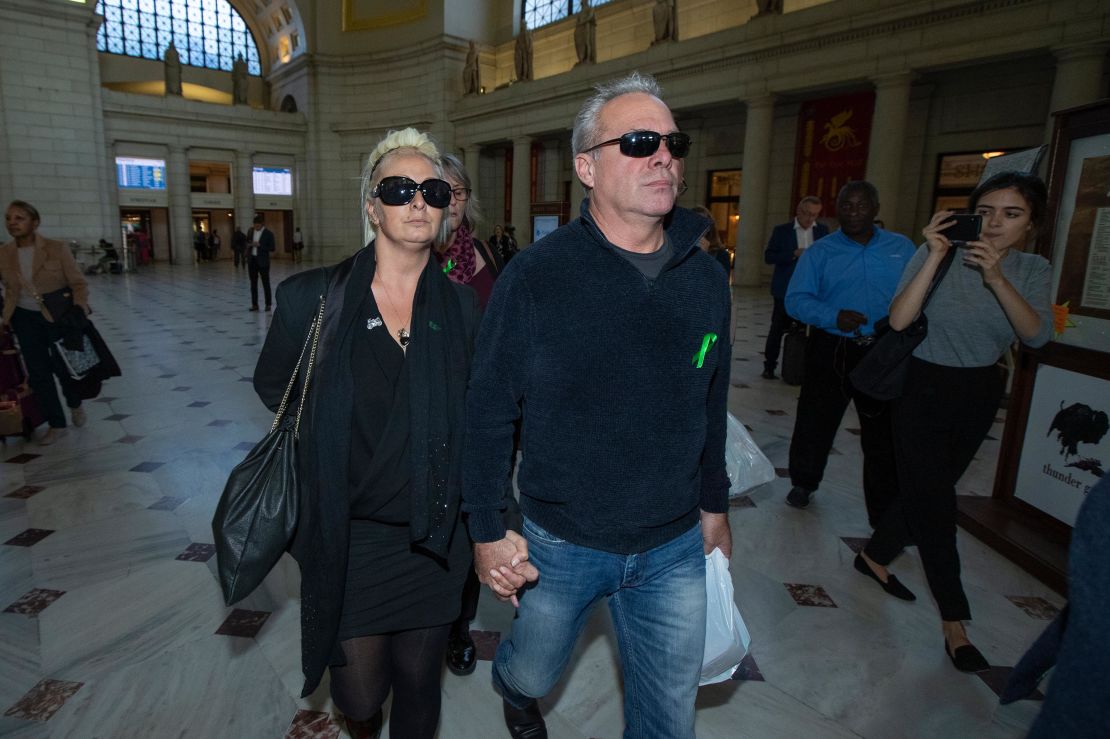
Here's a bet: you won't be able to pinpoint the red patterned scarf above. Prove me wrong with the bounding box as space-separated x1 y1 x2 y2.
438 222 477 284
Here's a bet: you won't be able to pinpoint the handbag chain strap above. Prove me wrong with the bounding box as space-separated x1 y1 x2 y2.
270 295 326 435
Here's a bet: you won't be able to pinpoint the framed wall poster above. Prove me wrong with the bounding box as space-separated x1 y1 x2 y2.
1044 103 1110 352
1012 363 1109 526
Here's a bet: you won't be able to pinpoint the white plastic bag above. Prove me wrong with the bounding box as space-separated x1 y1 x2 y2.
700 548 750 685
725 412 775 498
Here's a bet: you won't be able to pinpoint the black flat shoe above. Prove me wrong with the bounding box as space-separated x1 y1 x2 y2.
446 624 477 676
945 640 990 673
761 369 777 380
343 710 382 739
504 698 547 739
853 554 916 601
785 486 812 508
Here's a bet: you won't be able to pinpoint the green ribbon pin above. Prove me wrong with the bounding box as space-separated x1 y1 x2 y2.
443 259 455 274
691 333 718 368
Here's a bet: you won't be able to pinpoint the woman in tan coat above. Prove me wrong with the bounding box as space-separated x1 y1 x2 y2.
1 200 91 445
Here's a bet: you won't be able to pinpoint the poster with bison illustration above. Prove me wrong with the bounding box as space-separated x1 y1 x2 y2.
1014 364 1109 526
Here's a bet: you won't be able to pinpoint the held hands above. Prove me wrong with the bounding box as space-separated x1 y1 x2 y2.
836 309 868 333
474 530 539 607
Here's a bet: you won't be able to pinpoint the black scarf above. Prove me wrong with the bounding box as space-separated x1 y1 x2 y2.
406 248 471 557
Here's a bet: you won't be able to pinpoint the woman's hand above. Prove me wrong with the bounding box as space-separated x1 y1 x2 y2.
962 238 1007 287
922 210 956 255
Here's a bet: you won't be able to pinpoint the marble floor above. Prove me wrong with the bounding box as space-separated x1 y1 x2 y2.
0 260 1061 738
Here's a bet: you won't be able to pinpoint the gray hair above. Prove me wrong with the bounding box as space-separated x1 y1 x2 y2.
360 127 447 245
797 195 822 209
441 153 482 232
572 71 664 156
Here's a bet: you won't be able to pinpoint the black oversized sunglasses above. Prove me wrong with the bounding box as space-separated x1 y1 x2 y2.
582 130 692 159
371 176 452 208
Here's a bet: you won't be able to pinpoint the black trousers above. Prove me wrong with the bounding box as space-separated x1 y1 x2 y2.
10 307 81 429
248 257 272 307
864 358 1003 622
763 297 793 371
232 248 243 267
787 330 899 526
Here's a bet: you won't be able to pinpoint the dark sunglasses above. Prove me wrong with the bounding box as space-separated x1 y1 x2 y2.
582 130 692 159
371 176 452 208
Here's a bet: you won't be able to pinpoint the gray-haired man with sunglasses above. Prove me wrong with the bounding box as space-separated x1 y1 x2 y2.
462 71 732 738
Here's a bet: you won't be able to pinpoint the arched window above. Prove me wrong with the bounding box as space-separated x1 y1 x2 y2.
523 0 611 30
96 0 262 76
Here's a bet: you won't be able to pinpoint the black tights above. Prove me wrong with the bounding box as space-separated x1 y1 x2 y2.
330 625 451 738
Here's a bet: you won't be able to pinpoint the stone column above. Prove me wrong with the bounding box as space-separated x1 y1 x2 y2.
463 145 482 192
864 72 913 234
541 139 561 201
235 150 254 230
511 136 532 246
1046 44 1108 140
168 145 192 265
734 95 775 287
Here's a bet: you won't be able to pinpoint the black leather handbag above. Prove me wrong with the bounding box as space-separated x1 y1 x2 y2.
850 249 956 401
212 296 325 605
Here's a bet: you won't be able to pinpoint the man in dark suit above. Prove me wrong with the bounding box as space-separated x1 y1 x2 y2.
248 214 276 311
761 196 827 379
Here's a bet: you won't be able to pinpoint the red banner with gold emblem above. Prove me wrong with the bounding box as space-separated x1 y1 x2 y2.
791 91 875 217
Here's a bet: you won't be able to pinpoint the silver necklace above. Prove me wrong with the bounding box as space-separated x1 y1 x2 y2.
374 278 411 348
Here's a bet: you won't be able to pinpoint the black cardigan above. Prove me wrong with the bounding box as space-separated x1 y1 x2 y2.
253 244 480 697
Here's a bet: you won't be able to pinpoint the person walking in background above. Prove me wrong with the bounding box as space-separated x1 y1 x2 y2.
858 172 1053 671
292 227 304 263
692 205 730 280
762 196 827 379
232 226 246 268
254 128 480 739
248 214 275 311
0 200 90 445
434 152 504 679
783 181 914 523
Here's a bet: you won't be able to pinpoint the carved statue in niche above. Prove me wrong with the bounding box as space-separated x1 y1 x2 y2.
652 0 677 45
574 0 596 66
463 40 481 95
514 22 533 82
232 55 249 105
758 0 784 15
163 42 182 96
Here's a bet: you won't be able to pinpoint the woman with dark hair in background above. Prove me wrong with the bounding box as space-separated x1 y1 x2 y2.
1 200 90 445
254 128 480 738
856 172 1054 672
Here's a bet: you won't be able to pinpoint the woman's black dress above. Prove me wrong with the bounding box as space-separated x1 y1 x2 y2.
338 289 471 639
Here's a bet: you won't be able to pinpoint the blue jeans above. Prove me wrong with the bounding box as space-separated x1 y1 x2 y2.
493 518 706 739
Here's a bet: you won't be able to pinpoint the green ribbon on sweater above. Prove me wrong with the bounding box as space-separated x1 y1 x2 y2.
692 333 718 368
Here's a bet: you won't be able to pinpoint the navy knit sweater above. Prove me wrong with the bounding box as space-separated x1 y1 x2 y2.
462 201 732 555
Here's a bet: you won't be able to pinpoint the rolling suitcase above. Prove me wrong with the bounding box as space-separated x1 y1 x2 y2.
781 327 806 386
1 328 45 439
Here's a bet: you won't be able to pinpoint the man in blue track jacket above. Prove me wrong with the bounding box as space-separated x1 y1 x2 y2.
462 71 732 739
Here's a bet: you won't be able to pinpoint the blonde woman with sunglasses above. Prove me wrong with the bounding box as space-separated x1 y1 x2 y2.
253 128 481 738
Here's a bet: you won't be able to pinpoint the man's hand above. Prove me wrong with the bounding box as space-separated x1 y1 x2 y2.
701 511 732 558
474 530 539 607
836 309 868 333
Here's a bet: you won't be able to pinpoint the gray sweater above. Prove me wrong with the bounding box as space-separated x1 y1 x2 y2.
901 245 1053 367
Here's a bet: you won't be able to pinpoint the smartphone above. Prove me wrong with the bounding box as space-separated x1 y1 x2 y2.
939 214 982 246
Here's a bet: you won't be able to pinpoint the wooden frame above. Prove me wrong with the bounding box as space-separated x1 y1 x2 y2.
957 100 1110 595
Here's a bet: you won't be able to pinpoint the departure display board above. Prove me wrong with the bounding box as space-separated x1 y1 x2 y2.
116 157 167 190
253 167 292 196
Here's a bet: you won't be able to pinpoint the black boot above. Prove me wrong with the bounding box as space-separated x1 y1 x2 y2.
446 618 477 676
503 698 547 739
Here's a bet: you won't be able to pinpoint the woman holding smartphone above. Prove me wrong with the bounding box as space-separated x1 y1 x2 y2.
855 172 1054 673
